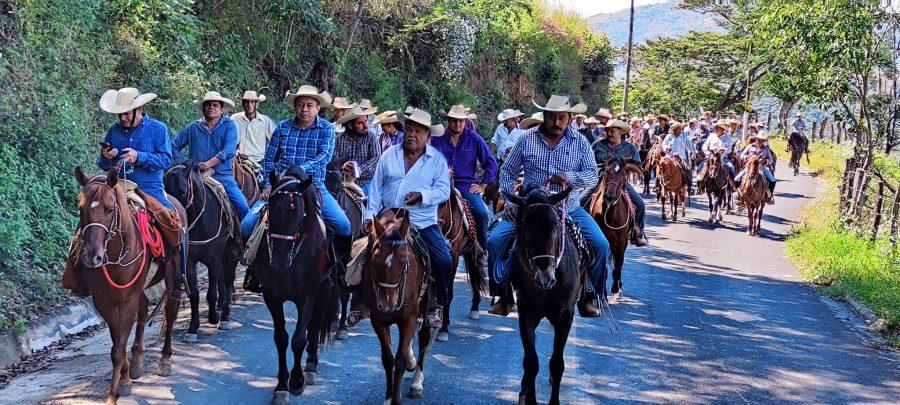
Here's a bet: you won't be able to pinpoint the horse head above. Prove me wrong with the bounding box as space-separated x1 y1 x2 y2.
267 165 315 271
369 209 412 312
602 157 642 206
75 166 127 268
502 184 572 290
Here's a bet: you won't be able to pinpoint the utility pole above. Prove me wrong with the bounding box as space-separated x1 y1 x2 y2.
742 42 753 141
622 0 635 114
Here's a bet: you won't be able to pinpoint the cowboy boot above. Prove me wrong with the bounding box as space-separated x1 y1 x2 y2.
631 226 649 247
488 293 514 316
577 296 601 317
243 258 263 293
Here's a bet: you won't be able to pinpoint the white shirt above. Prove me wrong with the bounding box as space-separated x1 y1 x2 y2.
232 111 275 162
365 144 451 229
491 123 523 158
662 133 692 162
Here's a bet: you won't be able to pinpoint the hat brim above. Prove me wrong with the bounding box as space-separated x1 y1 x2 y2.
520 118 543 128
240 94 266 102
194 96 236 112
374 116 399 125
604 123 630 132
100 91 157 114
498 112 524 121
532 99 587 114
334 111 369 126
285 91 333 108
398 113 445 136
439 109 476 120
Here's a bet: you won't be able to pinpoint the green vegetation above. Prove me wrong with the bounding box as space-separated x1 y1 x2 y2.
0 0 613 331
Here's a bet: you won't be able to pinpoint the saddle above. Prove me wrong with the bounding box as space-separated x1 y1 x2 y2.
197 170 242 248
448 188 481 249
491 217 593 289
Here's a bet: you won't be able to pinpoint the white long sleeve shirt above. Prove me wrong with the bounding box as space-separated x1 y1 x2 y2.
662 133 692 162
365 144 451 229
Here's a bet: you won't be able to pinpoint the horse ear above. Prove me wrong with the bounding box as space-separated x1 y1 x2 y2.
548 187 573 205
75 166 88 187
502 191 525 207
399 214 410 237
625 163 644 177
106 167 118 188
373 216 385 238
268 171 279 189
300 175 313 191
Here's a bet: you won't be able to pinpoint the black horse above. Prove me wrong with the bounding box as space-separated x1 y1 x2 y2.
503 185 582 405
788 131 809 176
253 166 340 405
164 163 241 341
324 161 365 340
701 151 732 224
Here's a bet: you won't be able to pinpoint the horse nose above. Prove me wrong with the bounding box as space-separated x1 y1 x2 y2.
83 253 102 268
535 274 556 290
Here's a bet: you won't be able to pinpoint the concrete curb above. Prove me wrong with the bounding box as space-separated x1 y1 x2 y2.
844 293 887 334
0 298 101 368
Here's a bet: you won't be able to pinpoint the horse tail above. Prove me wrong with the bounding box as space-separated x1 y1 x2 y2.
314 274 342 347
464 250 487 295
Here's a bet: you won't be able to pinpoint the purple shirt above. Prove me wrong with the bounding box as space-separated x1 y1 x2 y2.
430 128 498 192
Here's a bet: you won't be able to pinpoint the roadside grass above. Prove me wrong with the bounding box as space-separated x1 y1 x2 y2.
771 137 900 344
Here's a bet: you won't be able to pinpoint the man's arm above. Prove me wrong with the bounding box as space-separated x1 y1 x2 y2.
171 125 190 163
359 134 381 179
97 128 116 171
499 137 526 204
299 125 335 176
420 156 451 207
563 138 599 190
135 124 173 170
364 158 386 220
262 124 282 186
209 121 238 168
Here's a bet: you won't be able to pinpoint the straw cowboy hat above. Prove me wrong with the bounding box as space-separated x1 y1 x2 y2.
714 121 729 131
100 87 157 114
497 108 525 122
520 112 544 129
750 122 767 128
284 85 332 107
398 108 445 136
332 97 356 110
439 104 477 120
238 90 266 102
753 132 770 140
593 108 613 119
403 105 416 115
603 119 630 133
532 95 587 114
357 99 378 115
583 116 600 125
630 117 641 124
688 118 697 124
670 121 685 132
193 91 235 112
728 118 742 126
374 110 399 125
334 106 371 126
655 114 670 122
574 114 588 120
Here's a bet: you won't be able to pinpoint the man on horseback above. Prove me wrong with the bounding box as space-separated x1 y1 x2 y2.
487 95 610 317
331 97 356 137
432 105 498 259
697 121 736 193
350 108 453 329
491 108 524 159
374 110 404 152
233 90 275 165
661 121 694 195
172 91 250 220
591 108 613 141
62 87 188 299
332 106 382 196
791 113 807 136
587 119 649 247
735 133 777 205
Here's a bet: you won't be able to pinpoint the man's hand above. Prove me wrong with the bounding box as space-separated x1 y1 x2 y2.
261 186 271 200
469 183 486 195
237 150 249 158
341 161 357 176
547 172 568 187
121 148 138 164
504 147 512 155
363 219 373 234
403 192 423 205
197 161 211 171
448 168 455 178
102 146 119 160
501 203 518 221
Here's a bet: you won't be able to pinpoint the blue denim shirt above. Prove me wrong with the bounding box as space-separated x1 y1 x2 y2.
172 116 238 178
96 115 172 200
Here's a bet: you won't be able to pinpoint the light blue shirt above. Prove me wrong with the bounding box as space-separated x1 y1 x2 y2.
365 144 451 229
491 124 524 158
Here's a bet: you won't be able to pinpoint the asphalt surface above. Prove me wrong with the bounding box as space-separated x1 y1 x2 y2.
2 169 899 404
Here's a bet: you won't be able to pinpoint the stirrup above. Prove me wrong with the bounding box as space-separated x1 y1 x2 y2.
346 305 369 327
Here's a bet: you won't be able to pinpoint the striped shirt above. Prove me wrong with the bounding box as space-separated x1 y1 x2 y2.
263 115 335 187
500 126 598 213
365 144 451 229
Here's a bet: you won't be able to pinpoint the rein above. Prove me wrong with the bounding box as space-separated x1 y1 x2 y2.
600 179 630 231
523 183 568 271
185 170 225 246
266 178 311 267
371 238 412 309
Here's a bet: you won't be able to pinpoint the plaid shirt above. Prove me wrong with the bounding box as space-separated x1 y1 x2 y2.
500 126 598 213
332 130 381 182
263 115 335 187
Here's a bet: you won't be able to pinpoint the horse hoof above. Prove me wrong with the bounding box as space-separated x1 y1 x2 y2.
408 386 424 399
119 383 132 397
436 331 449 342
468 310 480 320
305 371 318 386
129 361 143 380
272 390 290 405
157 360 172 377
183 333 198 343
217 320 233 330
335 328 349 340
611 292 623 303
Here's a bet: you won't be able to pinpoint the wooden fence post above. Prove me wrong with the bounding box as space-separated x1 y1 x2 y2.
872 180 885 242
890 188 900 248
811 122 818 142
819 118 827 140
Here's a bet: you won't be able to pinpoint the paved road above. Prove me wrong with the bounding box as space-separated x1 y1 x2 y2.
3 170 899 404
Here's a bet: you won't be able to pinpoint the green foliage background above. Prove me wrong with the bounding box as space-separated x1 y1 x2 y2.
0 0 613 330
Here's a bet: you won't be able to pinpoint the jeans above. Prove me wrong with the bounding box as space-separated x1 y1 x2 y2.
459 189 490 247
418 224 453 307
487 207 612 298
358 180 371 197
239 185 352 239
735 167 777 192
624 183 646 230
241 200 267 238
214 175 250 220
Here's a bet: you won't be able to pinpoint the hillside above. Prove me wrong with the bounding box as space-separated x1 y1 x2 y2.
588 0 723 48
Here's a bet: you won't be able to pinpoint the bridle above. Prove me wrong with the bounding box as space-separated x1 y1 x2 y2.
521 190 568 273
266 177 309 267
371 237 411 309
79 181 144 269
601 177 630 231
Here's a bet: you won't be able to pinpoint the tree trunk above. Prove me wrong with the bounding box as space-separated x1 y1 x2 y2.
819 118 828 140
811 122 818 142
778 100 795 133
890 188 900 248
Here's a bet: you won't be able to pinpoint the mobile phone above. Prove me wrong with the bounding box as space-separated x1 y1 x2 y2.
99 142 112 150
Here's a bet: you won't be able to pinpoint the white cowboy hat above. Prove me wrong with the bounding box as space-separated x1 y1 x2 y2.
630 117 641 124
398 108 445 136
374 110 399 125
754 132 770 140
334 106 372 126
403 105 416 115
99 87 157 114
238 90 266 102
594 108 613 119
728 118 742 126
332 97 356 110
497 108 524 122
714 121 729 131
285 85 333 108
193 91 235 112
519 112 544 129
356 99 378 115
655 114 670 122
670 121 685 131
532 95 587 114
439 104 477 120
574 114 588 120
750 122 767 128
603 119 630 133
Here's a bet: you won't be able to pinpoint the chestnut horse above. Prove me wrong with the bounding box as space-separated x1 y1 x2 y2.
655 156 687 221
233 157 260 206
74 167 182 404
586 157 642 302
702 151 731 224
740 156 768 235
365 210 436 404
436 191 487 342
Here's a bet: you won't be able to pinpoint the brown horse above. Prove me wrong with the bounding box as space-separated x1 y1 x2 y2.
586 157 642 302
436 191 487 342
73 167 182 404
643 145 663 198
740 156 767 235
656 156 687 221
365 210 435 404
233 156 260 206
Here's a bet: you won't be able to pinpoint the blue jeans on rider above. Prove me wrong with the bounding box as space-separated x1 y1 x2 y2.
239 185 352 239
358 180 371 197
241 200 267 238
698 156 736 178
735 167 776 192
214 174 250 220
624 183 645 231
418 224 453 308
459 190 490 247
487 206 612 298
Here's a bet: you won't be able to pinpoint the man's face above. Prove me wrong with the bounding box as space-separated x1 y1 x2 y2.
334 109 348 119
607 127 622 142
382 123 397 135
756 138 765 146
242 100 258 115
599 116 609 125
504 118 516 128
715 127 725 136
447 118 465 135
541 111 570 137
403 121 430 152
294 96 321 124
587 123 597 130
203 101 223 121
118 107 142 127
576 116 585 124
348 116 368 136
689 123 696 129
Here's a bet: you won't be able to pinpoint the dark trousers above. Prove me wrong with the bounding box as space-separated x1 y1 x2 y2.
419 224 453 307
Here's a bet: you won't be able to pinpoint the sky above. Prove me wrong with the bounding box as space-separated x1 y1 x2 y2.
547 0 669 17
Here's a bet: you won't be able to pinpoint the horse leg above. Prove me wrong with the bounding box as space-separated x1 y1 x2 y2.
438 255 460 342
394 315 414 400
610 248 625 300
158 294 178 376
205 259 221 325
185 259 201 341
336 290 351 340
129 292 150 380
747 204 755 235
547 314 574 405
660 194 667 220
518 313 540 405
707 189 715 223
372 321 395 403
289 296 314 395
264 295 290 401
411 312 436 400
465 252 481 319
116 299 139 401
217 255 238 329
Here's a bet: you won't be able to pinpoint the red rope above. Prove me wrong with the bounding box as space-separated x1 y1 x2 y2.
100 211 164 290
